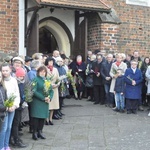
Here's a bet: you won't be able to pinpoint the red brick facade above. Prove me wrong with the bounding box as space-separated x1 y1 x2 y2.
88 13 120 54
0 0 18 56
0 0 149 57
88 0 150 56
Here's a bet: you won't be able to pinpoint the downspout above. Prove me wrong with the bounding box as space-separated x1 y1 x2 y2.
85 17 88 62
19 0 26 55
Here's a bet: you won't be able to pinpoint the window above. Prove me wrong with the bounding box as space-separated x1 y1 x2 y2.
126 0 150 7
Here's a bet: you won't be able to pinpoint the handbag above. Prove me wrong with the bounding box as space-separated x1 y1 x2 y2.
85 75 93 88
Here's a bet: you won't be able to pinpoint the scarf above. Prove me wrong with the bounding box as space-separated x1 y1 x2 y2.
4 76 11 81
116 61 121 67
77 61 82 66
47 66 53 72
16 77 25 84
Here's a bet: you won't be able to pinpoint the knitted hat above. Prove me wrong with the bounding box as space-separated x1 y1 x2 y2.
13 57 24 64
15 68 26 77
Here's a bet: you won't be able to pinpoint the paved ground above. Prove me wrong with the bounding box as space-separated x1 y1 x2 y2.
12 98 150 150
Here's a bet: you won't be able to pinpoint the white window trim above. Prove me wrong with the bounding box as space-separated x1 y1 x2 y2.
126 0 150 7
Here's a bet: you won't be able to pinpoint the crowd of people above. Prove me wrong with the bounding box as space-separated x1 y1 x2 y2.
0 49 150 150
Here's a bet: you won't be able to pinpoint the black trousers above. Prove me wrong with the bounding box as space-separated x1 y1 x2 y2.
126 99 139 111
93 85 105 104
32 117 45 131
11 109 22 139
28 103 33 130
59 97 64 110
87 87 94 100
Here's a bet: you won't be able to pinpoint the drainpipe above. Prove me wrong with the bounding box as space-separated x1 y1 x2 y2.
85 17 88 62
19 0 26 55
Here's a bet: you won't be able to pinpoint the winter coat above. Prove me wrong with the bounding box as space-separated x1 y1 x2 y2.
72 62 86 92
100 61 113 84
109 62 127 93
85 61 94 87
92 61 104 86
124 68 143 100
55 64 69 97
16 80 25 110
47 67 60 110
114 75 125 93
30 76 53 119
28 69 37 81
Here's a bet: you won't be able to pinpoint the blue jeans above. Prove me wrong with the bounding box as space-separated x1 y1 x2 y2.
0 111 15 149
115 93 125 110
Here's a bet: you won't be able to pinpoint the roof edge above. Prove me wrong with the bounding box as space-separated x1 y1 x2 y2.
99 0 111 9
39 2 111 13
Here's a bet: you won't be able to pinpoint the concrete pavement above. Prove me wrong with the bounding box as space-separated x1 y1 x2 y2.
12 98 150 150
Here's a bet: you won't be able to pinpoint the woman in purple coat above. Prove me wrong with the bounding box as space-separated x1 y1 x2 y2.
124 60 143 114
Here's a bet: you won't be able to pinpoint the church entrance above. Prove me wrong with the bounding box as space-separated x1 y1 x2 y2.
39 17 73 57
39 27 58 55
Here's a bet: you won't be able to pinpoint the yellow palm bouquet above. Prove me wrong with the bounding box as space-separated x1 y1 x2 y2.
44 79 51 98
67 70 78 98
4 94 16 108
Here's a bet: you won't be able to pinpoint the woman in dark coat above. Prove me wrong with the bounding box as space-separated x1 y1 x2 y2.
85 54 96 101
30 66 53 140
124 60 143 114
72 55 86 100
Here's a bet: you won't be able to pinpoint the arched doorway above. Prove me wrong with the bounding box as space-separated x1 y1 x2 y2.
39 17 73 56
39 27 58 54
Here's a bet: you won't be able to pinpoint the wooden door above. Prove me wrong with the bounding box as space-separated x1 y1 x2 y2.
26 14 39 57
74 11 87 61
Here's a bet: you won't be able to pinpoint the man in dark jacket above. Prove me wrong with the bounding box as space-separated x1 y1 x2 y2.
101 54 113 107
92 54 105 104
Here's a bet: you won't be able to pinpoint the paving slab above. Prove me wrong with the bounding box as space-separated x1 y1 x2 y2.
11 98 150 150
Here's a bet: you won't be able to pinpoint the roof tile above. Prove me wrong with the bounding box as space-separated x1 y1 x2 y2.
36 0 110 11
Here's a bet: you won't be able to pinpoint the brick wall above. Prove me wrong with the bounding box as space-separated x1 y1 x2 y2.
104 0 150 56
88 13 101 52
88 12 120 54
0 0 18 59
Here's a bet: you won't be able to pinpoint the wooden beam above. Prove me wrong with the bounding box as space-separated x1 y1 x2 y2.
25 9 39 41
25 6 40 13
84 17 88 62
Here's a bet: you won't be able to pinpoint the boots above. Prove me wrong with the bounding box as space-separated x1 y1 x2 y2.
13 138 27 148
57 110 65 116
37 130 46 139
32 131 38 140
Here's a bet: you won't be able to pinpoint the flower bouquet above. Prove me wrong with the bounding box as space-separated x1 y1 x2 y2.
24 81 36 103
55 75 67 84
67 70 78 99
43 79 51 98
76 72 85 86
59 80 66 97
4 94 16 108
112 68 117 75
